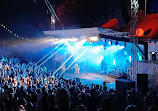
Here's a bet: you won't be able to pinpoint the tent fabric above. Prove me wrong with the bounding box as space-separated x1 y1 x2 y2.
148 41 158 60
101 18 119 30
138 61 158 90
43 27 129 39
148 41 158 52
43 27 100 38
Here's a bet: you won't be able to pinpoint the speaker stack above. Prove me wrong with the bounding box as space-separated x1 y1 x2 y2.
116 79 135 92
137 74 148 95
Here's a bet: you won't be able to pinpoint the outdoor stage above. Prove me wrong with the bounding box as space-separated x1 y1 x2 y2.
63 73 120 90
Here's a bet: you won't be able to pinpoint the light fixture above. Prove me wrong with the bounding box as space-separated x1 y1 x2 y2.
87 36 99 42
108 41 112 45
115 41 118 45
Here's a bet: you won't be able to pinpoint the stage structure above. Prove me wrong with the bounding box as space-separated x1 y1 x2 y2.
42 27 148 78
130 0 139 81
44 0 64 30
138 60 158 91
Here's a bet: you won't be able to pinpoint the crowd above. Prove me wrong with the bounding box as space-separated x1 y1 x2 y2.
0 57 158 111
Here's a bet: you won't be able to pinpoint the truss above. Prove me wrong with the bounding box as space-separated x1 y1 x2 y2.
130 0 139 81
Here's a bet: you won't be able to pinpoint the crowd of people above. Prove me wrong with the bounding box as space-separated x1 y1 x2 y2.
0 57 158 111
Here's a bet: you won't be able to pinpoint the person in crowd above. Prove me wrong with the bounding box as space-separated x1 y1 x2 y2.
125 105 137 111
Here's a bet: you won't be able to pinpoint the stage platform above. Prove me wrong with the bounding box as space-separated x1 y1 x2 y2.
63 73 120 91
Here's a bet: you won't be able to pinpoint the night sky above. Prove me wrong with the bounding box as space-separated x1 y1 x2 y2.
0 0 158 39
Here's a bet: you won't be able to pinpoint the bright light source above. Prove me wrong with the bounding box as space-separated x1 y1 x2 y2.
120 46 125 49
101 55 104 60
139 55 142 61
113 59 116 65
88 36 99 42
152 52 155 54
59 38 78 43
50 38 59 42
69 38 78 42
97 55 104 65
136 28 144 36
52 19 55 23
94 46 103 52
76 39 86 48
108 41 112 45
129 56 131 62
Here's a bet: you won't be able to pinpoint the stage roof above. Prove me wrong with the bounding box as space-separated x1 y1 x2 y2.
43 27 130 40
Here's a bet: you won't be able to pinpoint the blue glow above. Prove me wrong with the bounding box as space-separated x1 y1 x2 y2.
31 39 144 74
65 42 126 73
66 39 86 53
124 51 127 55
75 39 86 48
93 46 103 52
139 56 142 61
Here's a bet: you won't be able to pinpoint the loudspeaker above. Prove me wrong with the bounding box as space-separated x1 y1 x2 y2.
137 74 148 94
116 79 135 92
152 53 156 60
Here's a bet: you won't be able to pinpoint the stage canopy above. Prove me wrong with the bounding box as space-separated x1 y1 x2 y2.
43 27 130 41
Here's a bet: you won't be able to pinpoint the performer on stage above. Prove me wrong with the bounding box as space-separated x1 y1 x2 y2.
114 68 118 76
75 63 79 73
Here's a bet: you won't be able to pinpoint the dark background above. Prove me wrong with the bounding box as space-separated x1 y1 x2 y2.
0 0 158 39
0 0 157 61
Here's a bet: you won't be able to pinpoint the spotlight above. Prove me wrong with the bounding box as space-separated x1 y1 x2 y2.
113 59 116 65
115 41 118 45
52 19 55 23
129 56 132 62
136 28 144 36
87 36 99 42
108 41 112 45
152 52 155 54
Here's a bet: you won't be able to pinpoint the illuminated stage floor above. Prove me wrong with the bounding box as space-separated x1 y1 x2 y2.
63 73 119 90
